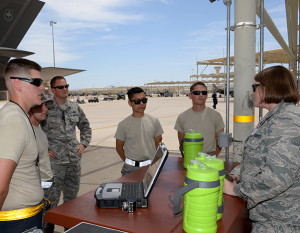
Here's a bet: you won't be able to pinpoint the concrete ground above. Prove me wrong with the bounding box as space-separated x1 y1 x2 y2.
0 95 265 233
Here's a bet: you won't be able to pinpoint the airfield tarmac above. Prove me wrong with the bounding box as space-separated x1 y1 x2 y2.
77 94 266 195
0 95 265 233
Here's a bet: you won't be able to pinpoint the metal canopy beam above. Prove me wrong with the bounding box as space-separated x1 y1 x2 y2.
256 0 295 60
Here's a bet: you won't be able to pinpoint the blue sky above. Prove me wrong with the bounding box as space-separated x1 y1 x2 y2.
19 0 288 90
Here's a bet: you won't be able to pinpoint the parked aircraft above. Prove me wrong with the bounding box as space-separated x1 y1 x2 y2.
0 0 45 94
159 91 173 97
212 83 234 97
0 1 85 101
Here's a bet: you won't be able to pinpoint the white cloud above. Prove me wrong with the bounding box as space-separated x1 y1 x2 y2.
267 3 285 14
44 0 144 24
18 0 147 66
184 19 227 53
159 0 174 5
19 20 80 66
19 0 143 66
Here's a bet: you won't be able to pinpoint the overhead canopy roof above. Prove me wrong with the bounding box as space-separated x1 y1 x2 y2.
145 81 195 85
41 67 85 81
0 47 34 58
145 72 234 86
197 48 294 66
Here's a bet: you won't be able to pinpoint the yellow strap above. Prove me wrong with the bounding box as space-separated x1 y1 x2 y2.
234 115 254 123
0 202 44 221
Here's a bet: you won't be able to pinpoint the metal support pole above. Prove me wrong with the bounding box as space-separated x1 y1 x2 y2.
232 0 256 162
259 0 264 121
298 6 300 94
217 0 234 164
50 20 57 67
224 0 231 164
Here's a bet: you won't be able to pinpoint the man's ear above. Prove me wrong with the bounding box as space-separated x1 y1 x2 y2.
128 100 132 107
188 93 192 100
13 79 22 92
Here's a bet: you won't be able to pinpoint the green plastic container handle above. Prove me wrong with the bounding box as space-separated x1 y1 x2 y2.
168 162 220 215
168 177 220 215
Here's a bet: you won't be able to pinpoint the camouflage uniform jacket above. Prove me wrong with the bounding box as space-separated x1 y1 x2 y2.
42 98 92 164
233 101 300 228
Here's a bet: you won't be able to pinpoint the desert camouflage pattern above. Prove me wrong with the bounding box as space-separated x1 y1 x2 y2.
45 162 81 207
232 101 300 232
41 99 92 164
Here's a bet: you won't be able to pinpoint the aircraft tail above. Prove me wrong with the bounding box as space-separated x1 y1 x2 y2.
212 84 219 92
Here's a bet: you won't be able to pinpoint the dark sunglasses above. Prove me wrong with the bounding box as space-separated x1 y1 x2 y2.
10 77 43 87
252 84 260 92
192 90 208 96
52 84 69 89
130 97 148 104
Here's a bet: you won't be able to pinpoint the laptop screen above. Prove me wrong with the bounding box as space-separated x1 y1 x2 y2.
143 142 168 198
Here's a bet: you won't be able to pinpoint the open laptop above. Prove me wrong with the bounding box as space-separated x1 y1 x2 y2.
94 142 168 210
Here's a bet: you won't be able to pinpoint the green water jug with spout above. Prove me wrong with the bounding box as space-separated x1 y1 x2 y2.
169 160 220 233
195 153 225 220
181 130 203 169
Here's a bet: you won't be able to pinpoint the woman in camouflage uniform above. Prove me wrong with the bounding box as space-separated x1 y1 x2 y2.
224 66 300 233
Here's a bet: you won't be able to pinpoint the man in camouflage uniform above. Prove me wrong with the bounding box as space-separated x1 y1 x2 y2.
42 76 91 233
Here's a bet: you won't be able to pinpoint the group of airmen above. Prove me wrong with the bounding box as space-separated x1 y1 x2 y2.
0 58 224 233
1 58 298 233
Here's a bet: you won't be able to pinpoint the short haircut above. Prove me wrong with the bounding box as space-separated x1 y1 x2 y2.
4 58 41 78
255 65 300 104
127 87 144 100
50 76 66 87
190 81 207 92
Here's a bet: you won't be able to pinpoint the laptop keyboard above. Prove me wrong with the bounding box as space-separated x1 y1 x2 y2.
121 182 144 199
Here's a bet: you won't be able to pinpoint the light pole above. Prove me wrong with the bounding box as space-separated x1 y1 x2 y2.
50 20 57 67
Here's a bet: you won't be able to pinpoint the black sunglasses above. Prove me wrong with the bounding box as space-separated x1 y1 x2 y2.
10 77 43 87
191 90 208 96
52 84 69 89
130 97 148 104
252 84 260 92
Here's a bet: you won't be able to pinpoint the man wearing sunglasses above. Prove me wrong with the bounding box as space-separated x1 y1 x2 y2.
0 59 45 232
115 87 164 176
29 94 54 231
175 81 224 156
29 94 54 190
41 76 92 233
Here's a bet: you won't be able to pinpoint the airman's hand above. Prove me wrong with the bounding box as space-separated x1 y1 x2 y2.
77 144 86 156
223 178 237 196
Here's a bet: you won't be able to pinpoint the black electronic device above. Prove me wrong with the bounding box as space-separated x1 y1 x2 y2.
94 142 168 209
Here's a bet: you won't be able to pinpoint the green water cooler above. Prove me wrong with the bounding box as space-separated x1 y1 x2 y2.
181 130 203 169
169 160 220 233
195 153 225 220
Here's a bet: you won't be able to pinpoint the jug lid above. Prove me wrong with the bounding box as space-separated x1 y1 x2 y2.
185 129 202 139
195 153 224 171
187 160 219 182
